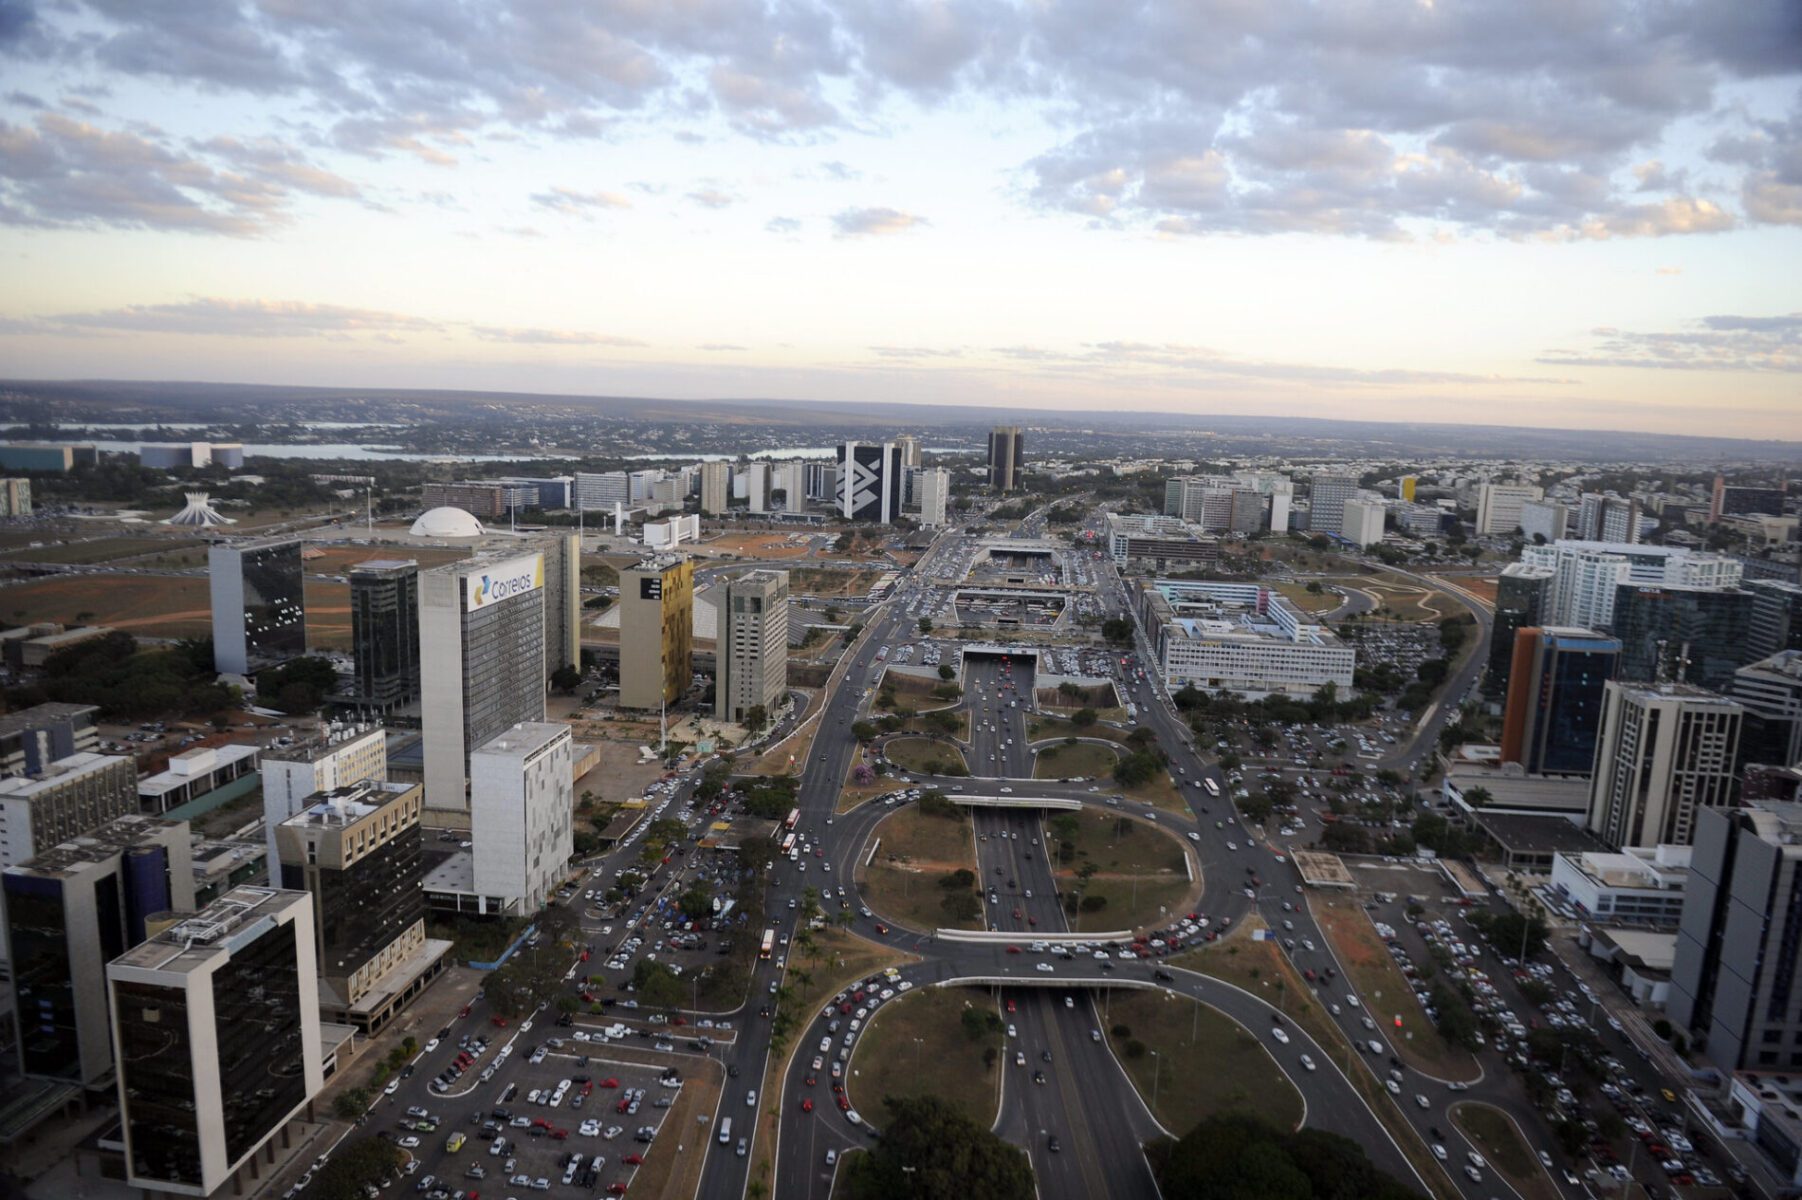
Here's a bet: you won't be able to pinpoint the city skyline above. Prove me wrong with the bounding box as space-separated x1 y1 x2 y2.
0 2 1798 438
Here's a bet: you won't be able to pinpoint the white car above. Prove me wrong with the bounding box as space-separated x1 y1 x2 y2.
1035 962 1055 973
1299 1054 1315 1071
1271 1027 1290 1045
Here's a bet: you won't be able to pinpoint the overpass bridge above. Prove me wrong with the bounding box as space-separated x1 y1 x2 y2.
951 794 1082 811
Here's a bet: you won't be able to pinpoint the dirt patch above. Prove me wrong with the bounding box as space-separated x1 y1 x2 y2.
707 532 815 560
874 670 960 711
858 805 980 931
0 574 213 637
786 567 884 597
1105 987 1303 1133
884 736 968 776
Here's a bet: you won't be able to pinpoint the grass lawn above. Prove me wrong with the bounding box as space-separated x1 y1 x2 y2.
1173 928 1459 1200
848 986 1002 1129
875 669 961 711
884 736 968 776
0 536 193 565
750 928 916 1200
787 567 884 597
1270 580 1343 614
1069 877 1194 932
1310 895 1480 1082
1053 812 1195 933
1105 988 1303 1134
1033 739 1119 780
1029 715 1134 745
626 1054 723 1200
1056 810 1188 875
858 806 980 931
1122 770 1194 816
0 573 213 636
1451 1102 1560 1200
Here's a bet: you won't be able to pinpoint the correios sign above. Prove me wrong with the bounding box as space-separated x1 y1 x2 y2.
467 552 543 611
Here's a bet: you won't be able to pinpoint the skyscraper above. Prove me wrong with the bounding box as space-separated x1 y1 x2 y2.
715 570 789 725
987 426 1024 491
260 725 387 881
917 467 950 528
1732 651 1802 773
470 723 573 914
1489 563 1555 692
1748 580 1802 660
1341 500 1386 547
108 887 323 1196
894 434 922 468
619 555 694 709
1586 681 1743 850
208 538 307 675
1475 483 1544 536
1612 584 1754 692
699 461 730 516
419 551 546 813
531 530 582 678
1499 627 1620 775
1521 539 1743 630
1518 499 1569 544
1308 474 1358 537
1671 801 1802 1072
837 441 903 522
4 814 193 1085
743 462 770 513
573 471 629 511
772 461 806 512
349 559 420 713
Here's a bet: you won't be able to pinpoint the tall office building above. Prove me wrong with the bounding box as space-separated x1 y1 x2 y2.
573 471 629 512
108 887 323 1197
260 725 387 882
1671 801 1802 1071
348 559 420 713
208 539 307 675
743 462 770 513
420 482 507 520
1475 483 1545 536
715 570 789 724
1522 540 1743 630
1576 494 1642 544
772 461 806 512
1308 474 1359 538
1499 627 1620 775
618 556 694 710
803 461 837 502
276 779 446 1033
1341 500 1386 548
917 467 950 528
419 551 546 813
699 461 730 516
1518 499 1569 544
987 426 1024 492
1749 580 1802 660
4 815 193 1086
1489 564 1556 693
1587 681 1743 850
470 724 573 914
531 531 582 677
1711 476 1788 523
1398 475 1417 502
0 752 139 871
1733 651 1802 772
894 434 922 468
1613 584 1755 691
836 441 903 523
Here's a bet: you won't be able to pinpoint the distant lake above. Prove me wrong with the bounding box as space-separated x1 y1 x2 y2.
49 438 575 463
627 446 970 462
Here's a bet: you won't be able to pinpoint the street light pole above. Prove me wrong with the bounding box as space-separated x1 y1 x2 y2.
1151 1050 1161 1114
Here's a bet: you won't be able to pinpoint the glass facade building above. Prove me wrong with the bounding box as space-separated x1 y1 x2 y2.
349 559 421 712
1489 564 1554 695
1613 584 1755 692
209 539 308 674
1500 626 1621 776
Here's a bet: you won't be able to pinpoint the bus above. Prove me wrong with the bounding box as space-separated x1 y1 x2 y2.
1203 778 1221 799
780 833 797 857
759 929 776 960
876 646 888 661
783 808 800 831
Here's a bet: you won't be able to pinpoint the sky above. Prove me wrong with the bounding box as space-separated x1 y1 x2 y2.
0 1 1798 439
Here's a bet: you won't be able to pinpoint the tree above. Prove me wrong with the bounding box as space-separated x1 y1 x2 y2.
1102 617 1134 644
937 663 955 680
312 1138 406 1200
254 656 339 712
1071 707 1097 727
919 616 933 634
940 891 981 922
743 703 768 733
550 664 582 693
632 959 684 1012
1158 1114 1424 1200
844 1096 1033 1200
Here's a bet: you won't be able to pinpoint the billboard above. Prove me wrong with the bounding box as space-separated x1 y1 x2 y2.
466 552 543 612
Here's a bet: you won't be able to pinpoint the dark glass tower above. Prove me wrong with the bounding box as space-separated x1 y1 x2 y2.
349 559 421 712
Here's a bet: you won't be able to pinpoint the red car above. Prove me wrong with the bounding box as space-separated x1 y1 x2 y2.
837 1095 851 1111
460 1005 472 1018
607 1185 628 1196
803 1075 816 1088
623 1154 644 1166
550 1128 568 1140
873 923 889 935
491 1016 509 1028
600 1078 620 1088
801 1097 814 1113
1005 999 1016 1013
1005 946 1021 955
616 1098 631 1114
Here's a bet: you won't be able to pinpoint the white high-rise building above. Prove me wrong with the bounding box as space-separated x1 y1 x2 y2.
1476 483 1545 536
1519 499 1570 544
773 461 806 511
573 471 629 511
1309 474 1359 536
699 461 730 516
917 467 950 527
259 725 387 882
470 723 572 914
1522 540 1744 630
715 570 789 724
744 462 770 513
1587 682 1743 850
1341 500 1386 548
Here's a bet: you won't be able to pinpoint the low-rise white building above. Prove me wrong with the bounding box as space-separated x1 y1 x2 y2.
1139 581 1354 698
1550 845 1690 926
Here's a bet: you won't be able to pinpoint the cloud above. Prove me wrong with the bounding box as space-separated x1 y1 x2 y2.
1655 265 1683 275
529 186 632 216
698 342 747 351
764 215 802 234
0 112 362 235
1538 312 1802 373
686 186 739 209
468 325 645 347
831 206 927 236
870 345 963 359
46 298 443 338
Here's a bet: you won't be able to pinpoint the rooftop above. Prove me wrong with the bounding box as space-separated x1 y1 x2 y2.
4 814 183 878
472 721 570 760
282 780 417 829
1470 810 1612 855
0 702 98 737
0 751 128 797
262 723 384 764
111 885 302 976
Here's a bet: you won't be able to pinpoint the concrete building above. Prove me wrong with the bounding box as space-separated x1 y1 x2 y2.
643 513 700 548
0 752 139 871
470 724 572 914
1104 513 1221 568
275 779 449 1034
348 559 420 714
1476 482 1545 536
1671 802 1802 1071
496 476 572 511
1500 627 1620 776
107 886 323 1197
260 726 387 882
1489 563 1556 695
1576 493 1643 544
0 701 100 778
1391 502 1444 537
894 434 922 468
1748 580 1802 660
618 555 694 710
1140 581 1354 699
137 744 261 815
1521 539 1743 630
743 462 770 513
988 426 1024 491
1549 845 1690 926
419 550 546 814
208 539 307 675
0 476 32 516
1341 500 1386 547
772 461 806 512
1733 651 1802 774
1613 584 1754 691
531 530 582 678
1519 499 1570 544
917 467 950 528
421 481 507 520
1308 474 1359 537
3 814 193 1086
573 471 630 512
698 461 730 516
139 443 240 470
803 461 837 503
715 570 789 725
0 443 86 472
1587 681 1743 850
1711 477 1788 523
837 441 903 522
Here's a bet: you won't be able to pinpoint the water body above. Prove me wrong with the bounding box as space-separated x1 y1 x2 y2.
52 438 573 463
0 420 397 433
625 445 970 462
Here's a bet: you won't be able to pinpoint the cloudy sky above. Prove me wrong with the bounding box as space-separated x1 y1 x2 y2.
1 1 1798 438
